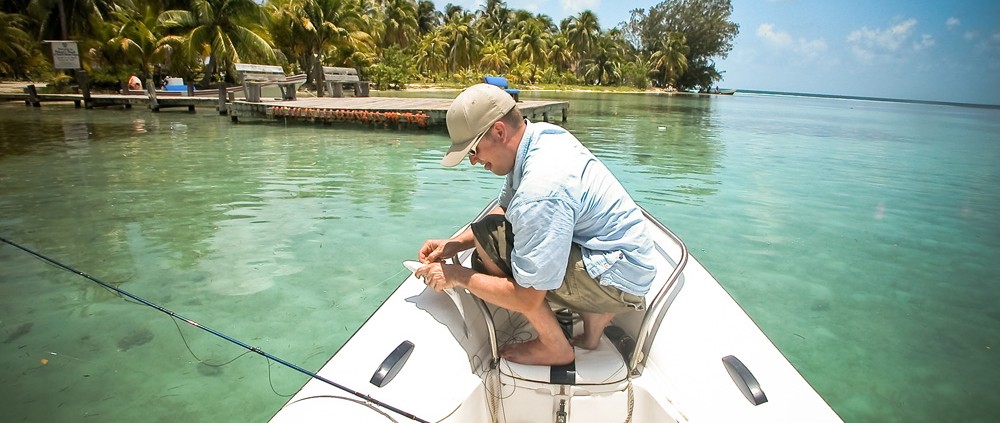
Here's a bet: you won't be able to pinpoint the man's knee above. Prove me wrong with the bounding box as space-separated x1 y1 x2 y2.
473 235 507 277
470 214 514 277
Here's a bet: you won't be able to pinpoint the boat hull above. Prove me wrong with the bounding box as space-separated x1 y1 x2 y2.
269 204 841 422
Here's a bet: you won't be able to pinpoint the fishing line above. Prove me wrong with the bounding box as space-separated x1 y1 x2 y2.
0 236 429 423
169 317 252 367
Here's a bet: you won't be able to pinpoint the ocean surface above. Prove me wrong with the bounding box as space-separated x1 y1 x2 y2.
1 90 997 422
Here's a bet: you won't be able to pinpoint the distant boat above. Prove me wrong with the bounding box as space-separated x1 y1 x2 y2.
268 200 841 423
698 88 736 95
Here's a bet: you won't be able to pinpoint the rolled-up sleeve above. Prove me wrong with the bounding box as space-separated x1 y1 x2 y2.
507 198 575 290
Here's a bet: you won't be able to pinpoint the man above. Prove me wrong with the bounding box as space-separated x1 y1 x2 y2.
416 84 656 366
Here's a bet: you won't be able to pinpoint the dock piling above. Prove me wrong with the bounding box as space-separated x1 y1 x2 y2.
79 71 93 109
217 82 228 115
25 85 40 107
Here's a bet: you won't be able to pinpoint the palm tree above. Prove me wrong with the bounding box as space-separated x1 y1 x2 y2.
27 0 128 40
266 0 308 72
415 0 440 35
379 0 418 50
414 28 448 78
477 0 511 41
565 10 600 73
508 16 550 83
440 9 478 72
479 39 508 74
271 0 371 89
157 0 276 84
649 31 688 88
546 30 574 76
0 11 35 77
106 1 172 84
581 30 626 85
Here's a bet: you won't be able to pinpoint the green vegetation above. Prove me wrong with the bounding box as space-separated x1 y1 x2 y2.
0 0 739 92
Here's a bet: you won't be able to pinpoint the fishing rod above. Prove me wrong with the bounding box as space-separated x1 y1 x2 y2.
0 236 428 423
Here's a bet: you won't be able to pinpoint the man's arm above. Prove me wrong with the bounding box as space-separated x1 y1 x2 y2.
423 263 546 315
419 205 505 263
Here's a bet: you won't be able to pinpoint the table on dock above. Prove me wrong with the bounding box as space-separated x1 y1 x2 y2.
229 97 569 128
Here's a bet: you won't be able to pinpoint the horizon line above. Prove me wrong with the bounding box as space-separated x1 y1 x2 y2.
731 88 1000 110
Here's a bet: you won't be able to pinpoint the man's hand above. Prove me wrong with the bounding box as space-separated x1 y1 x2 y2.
413 262 465 292
418 239 462 264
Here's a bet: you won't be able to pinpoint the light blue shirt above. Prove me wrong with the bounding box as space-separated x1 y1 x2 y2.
498 121 657 296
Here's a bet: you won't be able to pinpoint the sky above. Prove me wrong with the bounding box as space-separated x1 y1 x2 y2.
447 0 1000 105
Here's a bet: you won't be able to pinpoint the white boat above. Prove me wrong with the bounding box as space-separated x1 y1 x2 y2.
268 201 842 422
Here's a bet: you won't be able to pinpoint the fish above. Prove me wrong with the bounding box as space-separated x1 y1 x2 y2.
404 260 469 338
117 328 154 351
3 322 33 344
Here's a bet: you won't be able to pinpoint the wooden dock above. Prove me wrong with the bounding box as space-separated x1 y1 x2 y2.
0 91 221 112
228 97 569 128
0 84 570 129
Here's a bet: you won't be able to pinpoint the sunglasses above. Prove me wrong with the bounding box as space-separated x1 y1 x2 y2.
468 126 491 157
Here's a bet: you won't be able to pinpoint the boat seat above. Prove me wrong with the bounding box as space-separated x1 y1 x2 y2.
498 333 628 385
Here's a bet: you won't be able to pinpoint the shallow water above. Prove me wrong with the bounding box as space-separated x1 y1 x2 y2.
1 91 998 422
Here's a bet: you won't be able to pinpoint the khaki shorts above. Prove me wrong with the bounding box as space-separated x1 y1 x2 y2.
471 214 645 314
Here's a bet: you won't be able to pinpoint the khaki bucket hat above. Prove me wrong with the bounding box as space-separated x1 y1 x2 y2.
442 84 516 167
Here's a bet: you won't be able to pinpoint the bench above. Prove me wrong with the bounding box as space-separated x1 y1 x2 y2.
322 66 370 97
484 75 520 101
235 63 306 102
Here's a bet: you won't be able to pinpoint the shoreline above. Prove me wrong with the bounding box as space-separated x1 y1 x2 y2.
0 80 713 96
6 80 993 109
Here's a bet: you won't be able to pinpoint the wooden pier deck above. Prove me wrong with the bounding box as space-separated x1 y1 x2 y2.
229 97 569 128
1 85 571 129
0 91 221 112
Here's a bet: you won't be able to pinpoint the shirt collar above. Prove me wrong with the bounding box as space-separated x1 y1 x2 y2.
510 119 534 187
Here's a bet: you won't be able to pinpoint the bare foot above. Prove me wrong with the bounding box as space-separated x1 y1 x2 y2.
571 334 601 350
500 338 574 365
571 312 615 350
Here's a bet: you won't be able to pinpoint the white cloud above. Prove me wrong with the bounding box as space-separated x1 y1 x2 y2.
560 0 600 17
914 34 935 51
848 19 917 51
946 17 961 29
757 23 793 46
847 19 930 62
756 23 828 61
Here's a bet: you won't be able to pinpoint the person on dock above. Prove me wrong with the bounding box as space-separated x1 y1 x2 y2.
416 84 657 366
128 75 142 91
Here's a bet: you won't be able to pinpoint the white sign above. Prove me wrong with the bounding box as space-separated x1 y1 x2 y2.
50 41 80 69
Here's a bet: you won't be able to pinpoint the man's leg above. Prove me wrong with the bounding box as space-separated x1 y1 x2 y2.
473 235 507 277
573 311 616 350
499 294 574 365
474 233 575 365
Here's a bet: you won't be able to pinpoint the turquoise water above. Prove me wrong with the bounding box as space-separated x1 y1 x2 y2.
1 92 998 422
